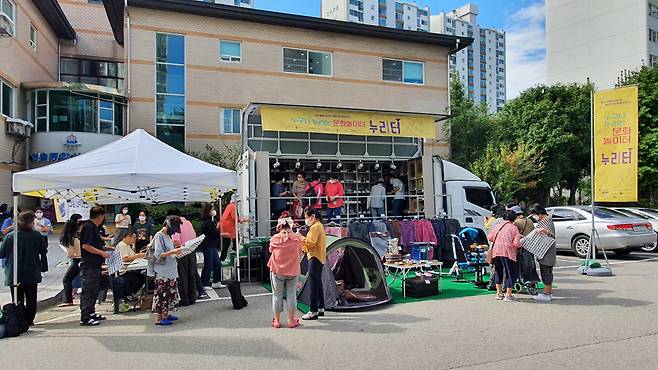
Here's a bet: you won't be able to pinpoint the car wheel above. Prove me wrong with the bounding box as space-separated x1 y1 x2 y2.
571 235 592 259
641 244 658 253
613 250 632 256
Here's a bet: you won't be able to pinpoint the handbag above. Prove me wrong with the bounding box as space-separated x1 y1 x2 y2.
144 233 166 265
486 223 510 264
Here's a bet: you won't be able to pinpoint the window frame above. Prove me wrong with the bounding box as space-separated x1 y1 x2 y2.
282 47 333 77
381 58 425 85
155 32 186 152
220 108 242 135
1 79 15 118
29 23 37 51
0 0 15 37
219 40 242 63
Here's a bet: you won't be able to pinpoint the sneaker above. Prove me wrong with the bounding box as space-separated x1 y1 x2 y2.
166 315 179 321
532 293 552 302
503 295 515 302
198 293 210 300
318 309 325 317
91 313 107 321
80 319 101 327
211 282 227 289
118 303 131 313
496 294 504 301
301 312 319 320
204 286 214 291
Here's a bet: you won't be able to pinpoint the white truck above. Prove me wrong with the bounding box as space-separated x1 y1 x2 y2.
432 157 496 229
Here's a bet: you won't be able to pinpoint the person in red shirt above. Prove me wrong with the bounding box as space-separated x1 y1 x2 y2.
325 175 345 222
219 194 238 262
304 175 324 211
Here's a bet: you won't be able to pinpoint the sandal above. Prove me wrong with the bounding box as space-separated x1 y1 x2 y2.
272 318 281 329
58 302 75 308
495 294 504 301
288 317 300 329
155 319 173 326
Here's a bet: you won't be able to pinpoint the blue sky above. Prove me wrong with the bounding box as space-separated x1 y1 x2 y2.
256 1 547 97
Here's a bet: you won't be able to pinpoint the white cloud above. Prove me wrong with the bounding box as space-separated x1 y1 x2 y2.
505 1 546 98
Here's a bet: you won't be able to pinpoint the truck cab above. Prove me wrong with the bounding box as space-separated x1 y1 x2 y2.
433 157 496 229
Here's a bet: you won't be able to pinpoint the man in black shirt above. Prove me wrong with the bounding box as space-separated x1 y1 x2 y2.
79 206 111 326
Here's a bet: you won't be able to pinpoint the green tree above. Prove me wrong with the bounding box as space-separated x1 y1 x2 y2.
495 83 592 204
471 144 545 204
446 71 494 167
189 144 241 171
618 66 658 205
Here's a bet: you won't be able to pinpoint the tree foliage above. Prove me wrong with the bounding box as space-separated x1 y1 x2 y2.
189 144 242 171
471 144 545 204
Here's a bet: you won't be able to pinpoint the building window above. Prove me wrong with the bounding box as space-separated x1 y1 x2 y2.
283 48 332 76
382 59 424 84
219 40 241 62
651 54 658 66
221 108 241 134
29 24 37 50
60 58 125 90
156 33 185 151
651 3 658 18
0 0 15 36
31 89 123 134
650 28 658 43
1 79 14 117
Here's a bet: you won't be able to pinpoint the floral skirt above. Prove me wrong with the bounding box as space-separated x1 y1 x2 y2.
152 278 180 314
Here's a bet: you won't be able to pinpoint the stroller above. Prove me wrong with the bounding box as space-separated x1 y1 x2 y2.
450 227 490 288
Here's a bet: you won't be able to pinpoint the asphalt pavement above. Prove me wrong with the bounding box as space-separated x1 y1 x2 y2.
2 252 658 369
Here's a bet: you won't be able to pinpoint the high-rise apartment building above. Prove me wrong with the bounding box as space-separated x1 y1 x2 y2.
431 4 506 112
547 0 657 88
322 0 430 32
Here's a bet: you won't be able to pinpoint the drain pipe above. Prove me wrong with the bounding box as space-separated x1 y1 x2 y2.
125 0 132 133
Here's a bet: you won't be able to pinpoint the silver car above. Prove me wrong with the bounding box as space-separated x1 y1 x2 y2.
547 206 656 258
611 207 658 252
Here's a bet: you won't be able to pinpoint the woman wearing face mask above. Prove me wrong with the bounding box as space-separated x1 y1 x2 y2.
151 216 184 326
33 208 53 273
132 210 153 239
59 214 83 307
199 203 224 289
301 208 327 320
112 206 132 246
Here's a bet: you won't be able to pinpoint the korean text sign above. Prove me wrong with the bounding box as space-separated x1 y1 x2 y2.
594 85 639 202
260 106 437 139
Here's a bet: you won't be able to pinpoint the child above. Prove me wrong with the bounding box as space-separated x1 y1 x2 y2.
267 212 303 329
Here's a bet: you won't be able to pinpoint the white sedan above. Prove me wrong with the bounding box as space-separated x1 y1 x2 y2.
547 206 656 258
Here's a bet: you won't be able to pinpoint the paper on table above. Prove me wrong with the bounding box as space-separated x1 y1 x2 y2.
175 235 206 259
106 248 123 275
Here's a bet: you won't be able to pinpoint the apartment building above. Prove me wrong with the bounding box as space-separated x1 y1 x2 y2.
547 0 658 88
322 0 430 32
0 0 125 206
431 3 506 112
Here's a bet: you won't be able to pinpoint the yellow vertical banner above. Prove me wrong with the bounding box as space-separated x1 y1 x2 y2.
594 85 639 202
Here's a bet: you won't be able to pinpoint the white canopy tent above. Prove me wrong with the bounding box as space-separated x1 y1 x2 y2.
9 129 239 304
13 129 237 203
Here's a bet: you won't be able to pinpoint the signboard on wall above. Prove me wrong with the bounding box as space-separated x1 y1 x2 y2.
593 85 639 202
261 106 437 139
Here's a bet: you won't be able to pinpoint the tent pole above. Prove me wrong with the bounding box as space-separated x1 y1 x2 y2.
12 193 18 304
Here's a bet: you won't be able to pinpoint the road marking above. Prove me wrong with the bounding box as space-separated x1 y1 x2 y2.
554 256 658 270
35 313 79 325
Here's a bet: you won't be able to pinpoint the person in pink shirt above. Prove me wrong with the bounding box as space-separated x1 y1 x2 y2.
267 213 303 329
168 208 207 305
487 211 522 302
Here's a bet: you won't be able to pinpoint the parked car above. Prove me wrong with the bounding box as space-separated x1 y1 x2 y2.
547 206 656 258
611 207 658 252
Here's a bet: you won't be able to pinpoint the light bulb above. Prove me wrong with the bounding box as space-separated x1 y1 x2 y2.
295 160 301 169
273 160 280 169
316 161 322 169
357 162 364 170
336 162 343 169
390 162 397 170
374 163 380 170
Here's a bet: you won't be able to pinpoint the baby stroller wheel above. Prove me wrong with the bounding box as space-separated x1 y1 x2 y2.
513 282 522 293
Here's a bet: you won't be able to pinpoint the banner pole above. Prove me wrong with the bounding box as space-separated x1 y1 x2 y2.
589 81 597 263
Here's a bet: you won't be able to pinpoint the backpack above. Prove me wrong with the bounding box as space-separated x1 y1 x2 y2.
303 183 318 207
2 302 29 337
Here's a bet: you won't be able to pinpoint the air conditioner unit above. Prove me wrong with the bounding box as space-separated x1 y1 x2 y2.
0 13 14 37
5 118 34 138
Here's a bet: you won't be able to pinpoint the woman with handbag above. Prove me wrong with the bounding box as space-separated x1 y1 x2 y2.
150 216 183 326
529 204 556 302
487 210 522 302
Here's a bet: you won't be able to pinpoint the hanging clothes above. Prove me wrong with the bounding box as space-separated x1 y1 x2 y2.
431 219 448 261
368 220 388 234
389 220 402 240
348 221 369 242
398 220 416 248
414 219 438 245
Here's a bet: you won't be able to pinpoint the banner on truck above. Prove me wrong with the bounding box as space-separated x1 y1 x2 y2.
261 106 437 139
593 85 639 202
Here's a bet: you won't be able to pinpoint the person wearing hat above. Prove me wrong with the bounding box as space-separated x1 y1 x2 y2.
512 205 535 237
151 216 184 326
368 178 387 218
267 212 303 329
